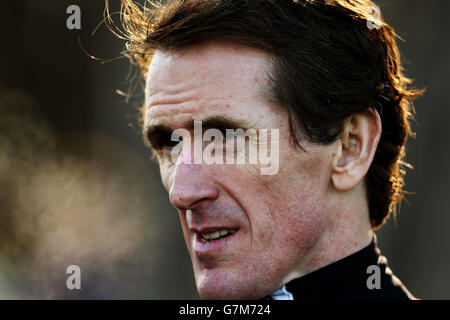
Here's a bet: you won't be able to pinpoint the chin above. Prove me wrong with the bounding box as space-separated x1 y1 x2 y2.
198 286 257 300
195 270 268 300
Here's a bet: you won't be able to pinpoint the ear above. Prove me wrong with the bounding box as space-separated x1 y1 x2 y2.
331 108 382 191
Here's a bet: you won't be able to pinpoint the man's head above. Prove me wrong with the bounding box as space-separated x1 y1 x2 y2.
107 0 422 299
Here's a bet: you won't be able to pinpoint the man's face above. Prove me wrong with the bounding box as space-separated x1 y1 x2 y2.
144 42 333 299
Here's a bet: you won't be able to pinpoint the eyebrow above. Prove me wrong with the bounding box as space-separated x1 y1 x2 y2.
186 115 251 131
143 123 172 148
143 115 253 148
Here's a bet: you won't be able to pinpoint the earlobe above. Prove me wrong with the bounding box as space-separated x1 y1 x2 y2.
331 136 358 191
331 109 382 192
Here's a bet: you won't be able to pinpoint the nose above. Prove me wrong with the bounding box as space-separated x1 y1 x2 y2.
169 162 219 211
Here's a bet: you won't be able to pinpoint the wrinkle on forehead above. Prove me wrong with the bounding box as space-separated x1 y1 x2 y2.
145 42 273 111
144 100 261 136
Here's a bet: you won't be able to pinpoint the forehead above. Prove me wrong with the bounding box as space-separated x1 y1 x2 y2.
145 42 272 126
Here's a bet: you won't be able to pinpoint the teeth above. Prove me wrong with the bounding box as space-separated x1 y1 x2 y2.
201 229 237 242
210 231 220 239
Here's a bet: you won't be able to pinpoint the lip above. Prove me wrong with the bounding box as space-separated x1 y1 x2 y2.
191 228 240 254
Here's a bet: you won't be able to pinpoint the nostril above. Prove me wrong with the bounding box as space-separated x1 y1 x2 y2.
187 197 212 210
169 183 219 211
169 163 220 210
170 196 211 211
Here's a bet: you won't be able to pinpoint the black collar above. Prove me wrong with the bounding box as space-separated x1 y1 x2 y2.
271 238 415 300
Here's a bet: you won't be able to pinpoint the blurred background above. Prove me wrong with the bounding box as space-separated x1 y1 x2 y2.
0 0 448 299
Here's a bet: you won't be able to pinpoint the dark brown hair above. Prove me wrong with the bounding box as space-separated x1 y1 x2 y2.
106 0 423 228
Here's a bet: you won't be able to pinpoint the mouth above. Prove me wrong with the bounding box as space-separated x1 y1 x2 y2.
192 227 240 254
199 229 238 242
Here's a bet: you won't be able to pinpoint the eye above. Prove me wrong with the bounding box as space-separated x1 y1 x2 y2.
159 133 182 149
148 132 182 150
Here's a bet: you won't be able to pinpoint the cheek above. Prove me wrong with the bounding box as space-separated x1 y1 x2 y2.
277 191 323 244
159 159 174 191
251 150 330 252
262 187 323 244
178 212 192 252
